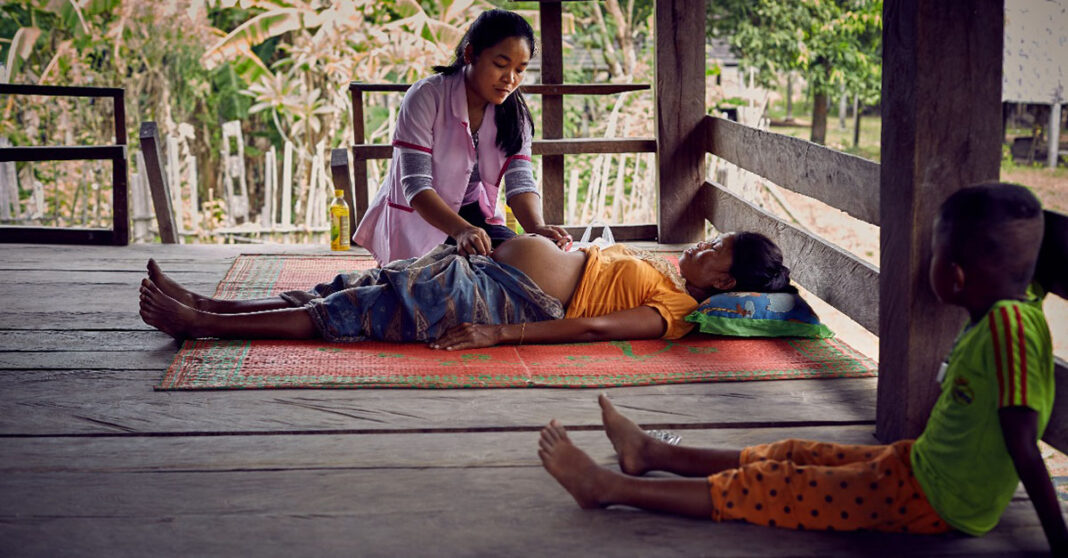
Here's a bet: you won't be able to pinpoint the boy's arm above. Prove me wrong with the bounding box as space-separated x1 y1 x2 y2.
999 407 1068 555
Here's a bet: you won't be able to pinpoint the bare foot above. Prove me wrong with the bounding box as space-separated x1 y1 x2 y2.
147 259 207 311
599 393 656 476
538 419 617 510
139 278 204 340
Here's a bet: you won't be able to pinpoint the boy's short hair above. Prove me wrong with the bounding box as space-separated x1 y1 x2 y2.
936 182 1044 291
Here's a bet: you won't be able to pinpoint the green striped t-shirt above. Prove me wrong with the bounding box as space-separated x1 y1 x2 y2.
911 284 1054 536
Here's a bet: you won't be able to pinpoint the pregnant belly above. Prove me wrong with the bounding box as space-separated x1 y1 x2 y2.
491 234 586 306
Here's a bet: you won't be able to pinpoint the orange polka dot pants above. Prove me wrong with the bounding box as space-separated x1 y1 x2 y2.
707 439 950 534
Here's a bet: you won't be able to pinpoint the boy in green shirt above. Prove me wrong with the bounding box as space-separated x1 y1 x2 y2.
538 183 1067 554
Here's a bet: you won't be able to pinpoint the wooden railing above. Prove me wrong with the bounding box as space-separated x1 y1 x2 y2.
701 113 1068 452
341 81 657 242
701 115 880 334
0 84 128 245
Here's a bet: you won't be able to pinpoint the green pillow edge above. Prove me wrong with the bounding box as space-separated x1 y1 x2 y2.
685 313 835 339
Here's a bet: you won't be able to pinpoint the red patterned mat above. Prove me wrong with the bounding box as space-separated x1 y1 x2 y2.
157 254 878 390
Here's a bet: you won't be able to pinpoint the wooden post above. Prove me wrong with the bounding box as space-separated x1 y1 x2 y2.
0 137 15 221
1038 210 1068 453
877 0 1004 441
540 2 565 225
282 140 294 227
655 0 705 243
1048 98 1062 169
137 122 178 244
110 91 129 246
350 85 370 225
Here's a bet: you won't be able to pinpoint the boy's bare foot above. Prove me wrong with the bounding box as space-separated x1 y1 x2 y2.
538 419 616 510
139 278 204 340
599 394 655 475
147 259 206 311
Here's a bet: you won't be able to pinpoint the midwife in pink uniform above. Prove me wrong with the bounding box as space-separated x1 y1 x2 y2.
353 9 571 265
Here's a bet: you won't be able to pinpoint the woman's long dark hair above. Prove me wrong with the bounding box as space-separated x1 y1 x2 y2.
432 9 535 157
729 232 797 293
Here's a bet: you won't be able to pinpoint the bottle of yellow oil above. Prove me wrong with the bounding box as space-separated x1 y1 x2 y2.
505 204 519 233
329 189 350 251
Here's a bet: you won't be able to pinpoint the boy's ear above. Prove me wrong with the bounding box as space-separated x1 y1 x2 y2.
463 44 474 64
951 262 966 295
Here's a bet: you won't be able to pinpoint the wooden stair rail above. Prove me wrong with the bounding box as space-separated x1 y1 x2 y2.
138 122 179 244
0 84 128 245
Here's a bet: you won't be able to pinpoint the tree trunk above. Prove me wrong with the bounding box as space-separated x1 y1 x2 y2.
839 82 849 130
811 91 829 144
785 74 794 122
853 94 862 148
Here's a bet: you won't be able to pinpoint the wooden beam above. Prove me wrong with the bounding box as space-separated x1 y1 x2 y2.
876 0 1004 441
0 83 124 97
0 227 126 245
533 138 656 155
522 84 648 95
540 0 565 226
110 92 129 245
0 145 125 162
561 224 657 241
699 182 879 334
349 83 650 95
705 116 881 225
351 138 656 161
111 146 129 246
138 122 179 244
655 0 705 243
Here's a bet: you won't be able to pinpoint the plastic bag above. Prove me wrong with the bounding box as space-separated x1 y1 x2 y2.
569 222 615 251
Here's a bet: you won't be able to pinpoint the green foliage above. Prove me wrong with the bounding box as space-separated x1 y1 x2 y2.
707 0 882 104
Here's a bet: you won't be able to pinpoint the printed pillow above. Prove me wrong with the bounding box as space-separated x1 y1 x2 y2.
685 291 834 338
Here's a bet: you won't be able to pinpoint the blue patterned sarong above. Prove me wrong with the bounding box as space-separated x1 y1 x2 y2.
280 245 565 342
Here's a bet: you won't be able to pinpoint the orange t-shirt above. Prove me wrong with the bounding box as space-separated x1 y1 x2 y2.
565 245 698 339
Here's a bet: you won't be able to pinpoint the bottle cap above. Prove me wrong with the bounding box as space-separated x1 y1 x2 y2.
334 189 344 198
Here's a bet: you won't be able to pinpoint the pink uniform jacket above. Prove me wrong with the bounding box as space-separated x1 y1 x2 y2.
353 71 534 265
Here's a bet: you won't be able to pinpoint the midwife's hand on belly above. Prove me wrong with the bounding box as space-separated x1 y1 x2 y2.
527 224 572 249
454 226 492 257
430 323 502 350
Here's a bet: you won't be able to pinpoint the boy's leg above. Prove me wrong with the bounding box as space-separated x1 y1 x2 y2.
539 420 714 518
140 279 318 340
148 259 292 314
542 420 948 533
600 394 741 477
708 440 949 533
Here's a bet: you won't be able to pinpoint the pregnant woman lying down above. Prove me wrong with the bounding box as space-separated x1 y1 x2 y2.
139 232 794 350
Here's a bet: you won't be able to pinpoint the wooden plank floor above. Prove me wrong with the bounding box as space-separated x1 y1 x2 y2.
0 243 1056 557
